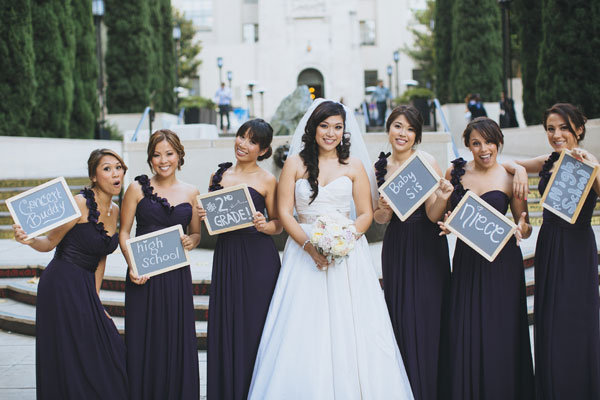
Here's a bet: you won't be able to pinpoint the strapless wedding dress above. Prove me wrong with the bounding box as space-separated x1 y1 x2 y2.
248 176 414 399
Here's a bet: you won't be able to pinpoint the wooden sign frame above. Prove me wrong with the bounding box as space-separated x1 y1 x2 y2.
378 151 440 221
197 183 257 235
6 176 81 240
125 224 190 278
539 149 599 224
445 191 517 262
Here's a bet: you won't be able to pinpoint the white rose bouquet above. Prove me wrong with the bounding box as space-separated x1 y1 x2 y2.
309 214 357 265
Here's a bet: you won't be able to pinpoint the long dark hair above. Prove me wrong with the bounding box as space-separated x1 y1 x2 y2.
542 103 587 143
299 101 350 204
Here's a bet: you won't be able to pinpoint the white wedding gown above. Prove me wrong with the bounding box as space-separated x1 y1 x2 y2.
248 176 414 400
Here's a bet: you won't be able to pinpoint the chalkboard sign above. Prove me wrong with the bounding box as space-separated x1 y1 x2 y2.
540 150 599 224
125 224 190 278
6 177 81 240
378 151 440 221
197 184 257 235
445 191 517 262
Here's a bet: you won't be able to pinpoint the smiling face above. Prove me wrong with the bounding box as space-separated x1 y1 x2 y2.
467 129 498 169
388 114 416 154
92 155 124 195
234 129 266 162
151 139 180 177
545 112 580 152
315 115 345 152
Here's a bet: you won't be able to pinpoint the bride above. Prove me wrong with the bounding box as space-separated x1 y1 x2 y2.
248 99 414 399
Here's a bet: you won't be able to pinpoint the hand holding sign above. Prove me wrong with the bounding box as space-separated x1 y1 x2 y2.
197 184 257 235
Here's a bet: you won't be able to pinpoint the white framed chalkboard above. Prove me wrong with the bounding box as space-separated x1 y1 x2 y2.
125 224 190 278
197 184 257 235
445 191 517 262
6 177 81 240
378 151 440 221
540 150 599 224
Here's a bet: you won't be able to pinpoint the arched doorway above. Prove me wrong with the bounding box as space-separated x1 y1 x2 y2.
297 68 324 99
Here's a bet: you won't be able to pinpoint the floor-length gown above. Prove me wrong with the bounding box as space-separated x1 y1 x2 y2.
446 158 534 400
376 153 450 400
125 175 199 400
248 175 414 400
36 188 127 399
207 162 281 399
534 152 600 399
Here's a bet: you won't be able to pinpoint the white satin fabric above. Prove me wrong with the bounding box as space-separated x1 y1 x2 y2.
248 177 414 400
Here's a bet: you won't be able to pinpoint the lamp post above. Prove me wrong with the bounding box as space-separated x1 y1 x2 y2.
393 51 400 98
92 0 106 139
257 88 265 118
217 57 223 85
172 25 181 108
498 0 512 99
227 71 232 88
386 65 393 95
247 81 256 117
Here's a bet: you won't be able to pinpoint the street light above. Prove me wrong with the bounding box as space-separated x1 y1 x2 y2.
227 71 232 88
247 81 256 117
257 88 265 118
92 0 106 139
172 25 181 109
498 0 513 99
393 50 400 98
217 57 223 85
386 65 393 94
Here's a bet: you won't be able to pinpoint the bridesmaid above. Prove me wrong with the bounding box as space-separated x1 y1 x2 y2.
13 149 128 399
440 117 534 399
506 103 600 399
120 130 201 400
373 105 452 400
199 119 282 400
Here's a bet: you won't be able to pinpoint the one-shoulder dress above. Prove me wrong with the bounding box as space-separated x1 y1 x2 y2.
36 188 127 399
446 158 534 400
534 152 600 399
375 153 450 400
206 162 281 400
125 175 199 400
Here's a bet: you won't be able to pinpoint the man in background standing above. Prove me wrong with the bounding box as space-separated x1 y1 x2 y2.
371 80 391 126
214 82 232 133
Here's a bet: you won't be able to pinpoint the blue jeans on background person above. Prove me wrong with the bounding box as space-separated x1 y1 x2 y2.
219 104 231 132
376 101 387 126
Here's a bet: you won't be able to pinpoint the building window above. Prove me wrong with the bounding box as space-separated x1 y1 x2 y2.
359 20 376 46
184 0 213 31
364 70 378 90
242 23 259 43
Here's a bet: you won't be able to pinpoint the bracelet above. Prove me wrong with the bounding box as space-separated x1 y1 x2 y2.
301 239 310 250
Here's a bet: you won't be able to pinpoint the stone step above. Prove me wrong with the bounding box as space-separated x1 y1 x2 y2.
0 298 208 350
0 177 90 189
0 187 85 201
0 277 210 320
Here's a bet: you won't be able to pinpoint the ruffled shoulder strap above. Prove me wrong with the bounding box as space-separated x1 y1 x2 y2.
134 174 175 213
374 152 391 188
209 162 233 192
81 188 110 240
450 157 467 199
539 152 560 181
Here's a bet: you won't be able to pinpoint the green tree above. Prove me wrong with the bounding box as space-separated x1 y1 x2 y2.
105 0 152 113
536 0 600 120
70 0 98 138
173 8 202 89
0 1 36 136
434 0 452 103
29 0 75 137
404 0 435 90
450 0 502 103
149 0 175 113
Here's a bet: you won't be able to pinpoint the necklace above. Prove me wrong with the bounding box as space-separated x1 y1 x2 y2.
92 189 113 216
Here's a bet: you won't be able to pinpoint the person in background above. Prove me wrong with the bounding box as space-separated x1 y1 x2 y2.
466 93 487 121
499 91 519 128
372 80 392 126
215 82 232 133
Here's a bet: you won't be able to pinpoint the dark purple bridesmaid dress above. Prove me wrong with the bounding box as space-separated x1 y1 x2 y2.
206 163 281 400
534 152 600 399
446 158 534 400
36 188 127 399
375 153 450 400
125 175 199 400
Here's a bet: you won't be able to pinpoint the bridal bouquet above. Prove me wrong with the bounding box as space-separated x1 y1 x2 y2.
309 214 357 265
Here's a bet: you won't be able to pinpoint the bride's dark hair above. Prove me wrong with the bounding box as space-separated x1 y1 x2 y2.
300 101 351 204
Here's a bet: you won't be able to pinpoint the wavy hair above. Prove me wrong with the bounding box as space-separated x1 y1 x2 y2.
299 101 350 204
543 103 587 142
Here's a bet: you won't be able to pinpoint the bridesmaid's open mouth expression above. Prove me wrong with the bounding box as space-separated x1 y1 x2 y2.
93 155 124 195
467 129 497 169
